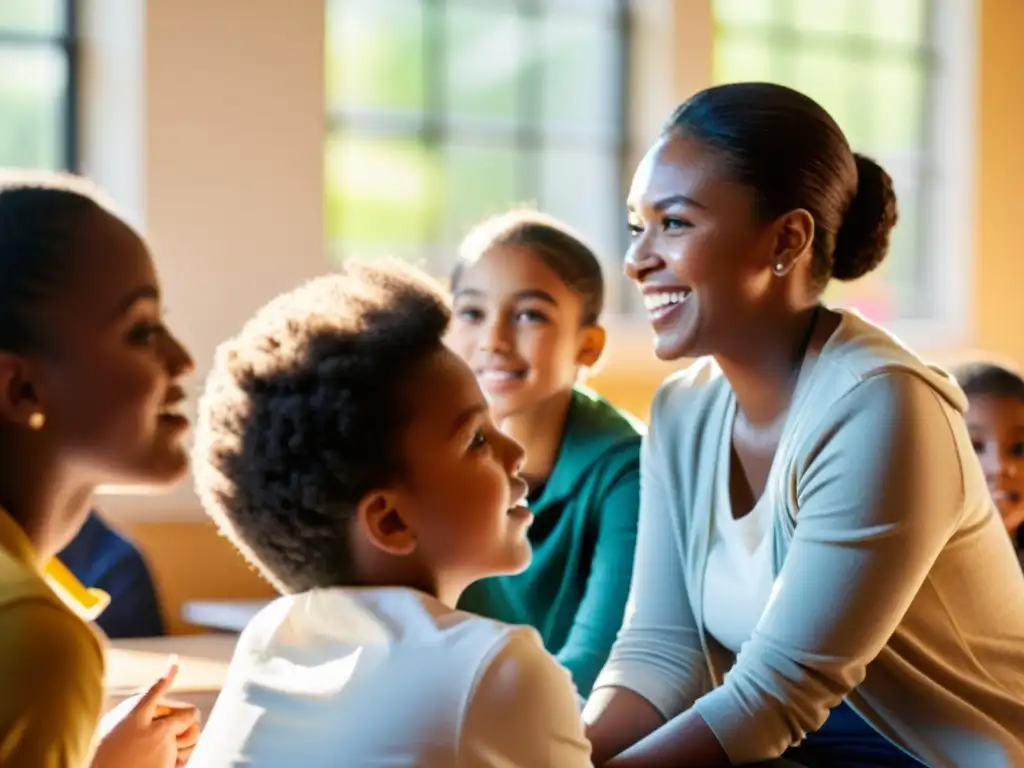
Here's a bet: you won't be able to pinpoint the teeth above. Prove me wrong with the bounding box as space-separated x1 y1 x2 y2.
643 291 689 311
159 405 183 417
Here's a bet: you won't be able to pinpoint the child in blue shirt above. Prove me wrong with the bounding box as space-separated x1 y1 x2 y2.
59 510 165 638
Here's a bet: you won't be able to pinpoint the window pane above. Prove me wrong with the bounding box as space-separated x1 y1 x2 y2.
791 0 854 36
0 0 64 36
0 46 66 169
441 144 519 249
863 0 927 44
871 59 925 151
324 0 629 281
325 135 439 255
712 0 936 326
444 5 523 129
713 33 776 82
842 55 878 150
825 269 897 323
787 47 859 145
883 175 921 285
445 0 519 6
825 178 922 321
326 0 426 115
540 146 620 265
537 14 621 140
714 0 777 27
544 0 622 17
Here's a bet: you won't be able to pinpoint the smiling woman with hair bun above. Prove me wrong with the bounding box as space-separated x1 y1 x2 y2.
583 82 1024 768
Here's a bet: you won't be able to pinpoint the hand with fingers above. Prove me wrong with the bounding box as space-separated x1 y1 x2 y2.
158 700 202 767
92 660 202 768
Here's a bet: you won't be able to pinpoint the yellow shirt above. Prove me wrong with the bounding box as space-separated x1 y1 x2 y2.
0 508 107 768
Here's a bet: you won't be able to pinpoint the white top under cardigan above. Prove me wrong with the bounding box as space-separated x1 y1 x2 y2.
593 309 1024 768
701 410 775 653
187 587 592 768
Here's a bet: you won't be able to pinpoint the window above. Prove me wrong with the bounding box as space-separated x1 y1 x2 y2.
325 0 631 298
713 0 974 338
0 0 76 170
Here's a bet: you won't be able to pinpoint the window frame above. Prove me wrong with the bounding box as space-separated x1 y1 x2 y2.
604 0 976 356
0 0 79 171
324 0 634 301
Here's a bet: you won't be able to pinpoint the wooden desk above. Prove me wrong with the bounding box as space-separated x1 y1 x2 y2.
105 634 237 718
182 599 269 633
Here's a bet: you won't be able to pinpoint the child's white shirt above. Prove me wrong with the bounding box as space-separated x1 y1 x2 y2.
188 586 592 767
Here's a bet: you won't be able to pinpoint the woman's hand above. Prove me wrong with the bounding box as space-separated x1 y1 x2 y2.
584 687 665 765
603 711 731 768
93 662 201 768
586 689 729 768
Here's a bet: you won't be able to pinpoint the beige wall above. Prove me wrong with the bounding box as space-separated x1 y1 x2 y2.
81 0 326 522
976 1 1024 370
79 0 328 629
73 0 1017 630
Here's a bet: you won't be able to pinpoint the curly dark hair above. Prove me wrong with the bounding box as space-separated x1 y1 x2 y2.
193 260 452 593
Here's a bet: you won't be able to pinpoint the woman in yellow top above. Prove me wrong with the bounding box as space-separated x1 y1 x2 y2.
0 173 199 767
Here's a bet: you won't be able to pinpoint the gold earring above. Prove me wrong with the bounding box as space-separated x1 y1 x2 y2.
27 412 45 430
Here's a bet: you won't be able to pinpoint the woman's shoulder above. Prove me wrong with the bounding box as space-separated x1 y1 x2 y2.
649 357 732 431
820 310 947 379
0 597 104 682
637 360 736 482
811 310 968 413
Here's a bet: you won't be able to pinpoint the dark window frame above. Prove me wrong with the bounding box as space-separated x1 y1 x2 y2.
713 0 939 319
325 0 632 284
0 0 78 171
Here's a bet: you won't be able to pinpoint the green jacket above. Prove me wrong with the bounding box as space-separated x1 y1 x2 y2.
458 387 643 697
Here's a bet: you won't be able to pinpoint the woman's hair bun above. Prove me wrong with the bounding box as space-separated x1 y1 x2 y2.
831 153 899 282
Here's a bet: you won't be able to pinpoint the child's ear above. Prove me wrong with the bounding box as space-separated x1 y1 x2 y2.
576 324 606 369
356 491 417 557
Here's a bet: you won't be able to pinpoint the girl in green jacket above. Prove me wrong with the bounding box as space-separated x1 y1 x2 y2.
447 208 643 698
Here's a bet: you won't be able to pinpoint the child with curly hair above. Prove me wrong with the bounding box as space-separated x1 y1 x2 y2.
188 260 592 767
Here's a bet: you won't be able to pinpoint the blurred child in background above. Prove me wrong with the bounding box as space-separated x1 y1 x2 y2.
954 361 1024 566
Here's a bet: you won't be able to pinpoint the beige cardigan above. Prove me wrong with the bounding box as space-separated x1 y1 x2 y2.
594 311 1024 767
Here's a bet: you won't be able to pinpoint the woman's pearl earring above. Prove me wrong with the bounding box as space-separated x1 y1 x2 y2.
773 262 786 276
27 412 45 430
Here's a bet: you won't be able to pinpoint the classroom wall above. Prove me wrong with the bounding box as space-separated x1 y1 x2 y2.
975 1 1024 372
76 0 1022 632
80 0 325 632
81 0 326 523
